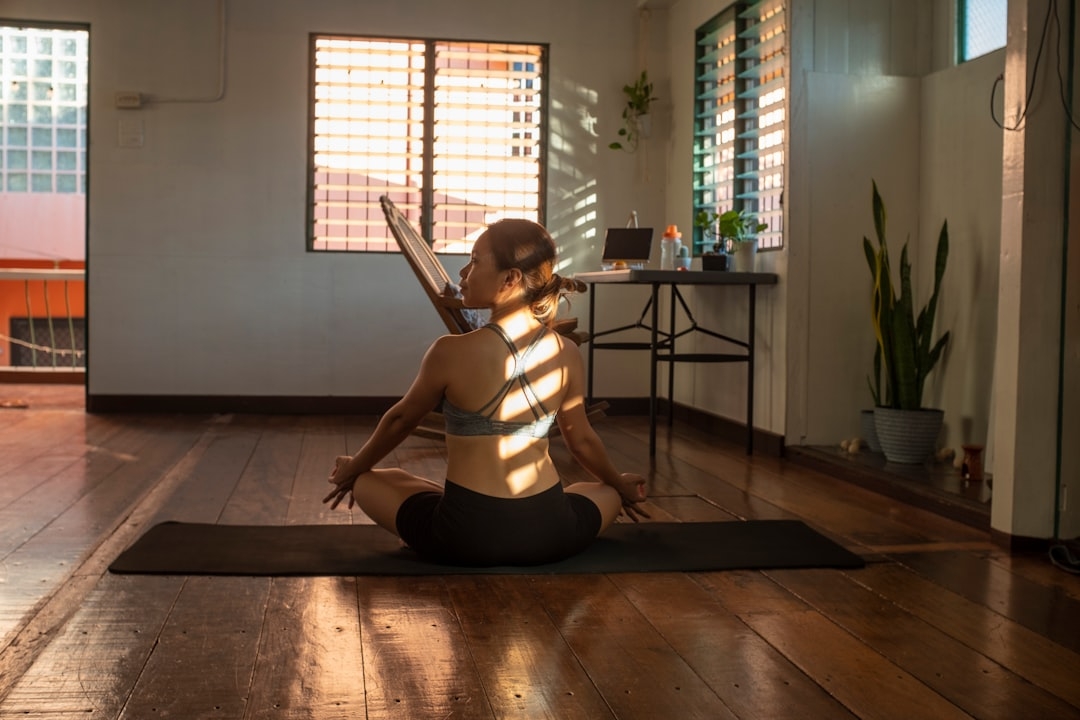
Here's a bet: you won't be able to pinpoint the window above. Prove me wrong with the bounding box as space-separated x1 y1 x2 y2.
693 0 785 253
0 26 88 194
958 0 1007 62
309 36 547 253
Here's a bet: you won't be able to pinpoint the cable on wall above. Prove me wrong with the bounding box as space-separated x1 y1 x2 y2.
151 0 227 105
990 0 1078 132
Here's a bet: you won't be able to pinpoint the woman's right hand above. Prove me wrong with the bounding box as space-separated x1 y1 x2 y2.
323 455 358 509
611 472 649 521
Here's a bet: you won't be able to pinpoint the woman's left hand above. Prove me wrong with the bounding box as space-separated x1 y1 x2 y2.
611 472 650 522
323 455 357 509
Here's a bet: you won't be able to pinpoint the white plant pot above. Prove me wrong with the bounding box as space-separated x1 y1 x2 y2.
873 407 944 464
636 113 652 139
860 409 882 452
731 241 757 272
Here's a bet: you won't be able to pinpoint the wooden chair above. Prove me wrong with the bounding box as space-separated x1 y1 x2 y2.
379 195 606 439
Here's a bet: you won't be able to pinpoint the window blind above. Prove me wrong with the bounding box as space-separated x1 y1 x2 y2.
737 0 785 250
692 11 737 253
310 37 545 254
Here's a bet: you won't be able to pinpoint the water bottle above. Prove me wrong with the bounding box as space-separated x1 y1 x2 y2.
661 225 681 270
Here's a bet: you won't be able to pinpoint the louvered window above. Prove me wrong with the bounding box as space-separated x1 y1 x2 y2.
309 36 547 253
693 0 785 252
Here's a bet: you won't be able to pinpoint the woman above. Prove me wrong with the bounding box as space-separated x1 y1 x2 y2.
323 218 648 566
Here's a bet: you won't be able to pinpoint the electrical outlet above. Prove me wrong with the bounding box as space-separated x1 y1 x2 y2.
115 91 143 109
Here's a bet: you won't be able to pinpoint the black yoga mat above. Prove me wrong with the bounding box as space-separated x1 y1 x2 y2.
109 520 864 576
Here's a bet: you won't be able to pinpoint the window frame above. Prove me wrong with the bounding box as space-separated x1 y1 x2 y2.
0 24 88 195
306 34 549 255
692 0 786 254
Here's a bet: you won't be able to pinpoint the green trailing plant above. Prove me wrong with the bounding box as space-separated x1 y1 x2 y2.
609 70 657 151
863 180 950 410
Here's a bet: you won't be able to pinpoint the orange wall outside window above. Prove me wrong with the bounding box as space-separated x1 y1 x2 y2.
0 193 85 368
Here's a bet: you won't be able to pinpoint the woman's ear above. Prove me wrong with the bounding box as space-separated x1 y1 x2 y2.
502 267 524 289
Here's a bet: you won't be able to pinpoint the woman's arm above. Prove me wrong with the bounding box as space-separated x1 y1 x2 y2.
555 345 647 507
325 337 452 499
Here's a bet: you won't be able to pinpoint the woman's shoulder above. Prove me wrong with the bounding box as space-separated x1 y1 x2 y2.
428 327 494 360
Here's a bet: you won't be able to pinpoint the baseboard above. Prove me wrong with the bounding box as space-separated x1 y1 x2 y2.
0 369 85 384
990 528 1053 553
663 399 784 457
588 397 651 416
87 395 400 415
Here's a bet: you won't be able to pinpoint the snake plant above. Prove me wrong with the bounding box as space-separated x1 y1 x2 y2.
863 181 950 410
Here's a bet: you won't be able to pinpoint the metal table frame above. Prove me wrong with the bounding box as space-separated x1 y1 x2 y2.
582 269 779 456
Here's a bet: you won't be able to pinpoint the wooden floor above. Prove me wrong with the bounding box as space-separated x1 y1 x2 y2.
1 385 1079 719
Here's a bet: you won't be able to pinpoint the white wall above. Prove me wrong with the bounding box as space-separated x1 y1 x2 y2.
795 72 920 445
920 51 1005 453
3 0 664 398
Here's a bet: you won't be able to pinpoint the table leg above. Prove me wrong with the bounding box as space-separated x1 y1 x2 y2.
746 285 756 455
649 282 659 456
587 283 596 405
668 283 676 427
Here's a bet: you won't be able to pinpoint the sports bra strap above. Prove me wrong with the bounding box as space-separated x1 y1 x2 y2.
475 324 551 419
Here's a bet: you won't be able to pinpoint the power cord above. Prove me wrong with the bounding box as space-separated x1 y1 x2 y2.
989 0 1078 132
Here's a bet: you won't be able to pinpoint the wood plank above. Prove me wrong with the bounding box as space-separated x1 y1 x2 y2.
244 577 365 719
850 561 1080 710
0 412 120 510
531 574 739 719
242 417 365 717
615 418 988 548
444 575 615 719
0 418 219 705
0 574 187 716
358 576 494 719
0 415 206 645
612 572 858 719
983 547 1080 602
893 550 1080 654
144 416 265 525
595 423 802 523
696 570 973 720
117 576 270 720
0 415 151 558
218 415 304 524
769 566 1080 719
287 415 351 525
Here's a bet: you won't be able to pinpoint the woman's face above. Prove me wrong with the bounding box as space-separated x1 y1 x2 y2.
459 232 507 307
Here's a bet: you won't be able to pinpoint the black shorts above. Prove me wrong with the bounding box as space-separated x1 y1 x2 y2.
395 479 603 566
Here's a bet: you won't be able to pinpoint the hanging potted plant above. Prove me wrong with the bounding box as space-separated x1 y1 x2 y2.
608 70 657 152
864 180 951 464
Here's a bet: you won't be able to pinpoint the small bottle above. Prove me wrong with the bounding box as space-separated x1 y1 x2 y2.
661 225 682 270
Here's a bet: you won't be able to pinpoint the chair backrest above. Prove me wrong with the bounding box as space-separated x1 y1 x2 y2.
380 195 472 335
380 195 583 344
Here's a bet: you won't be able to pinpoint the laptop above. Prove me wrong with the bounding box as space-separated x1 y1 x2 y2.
573 227 654 282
